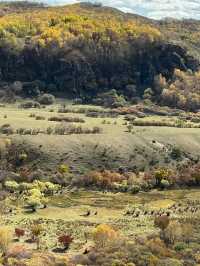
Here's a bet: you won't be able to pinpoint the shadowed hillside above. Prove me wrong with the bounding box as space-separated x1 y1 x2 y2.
0 2 199 110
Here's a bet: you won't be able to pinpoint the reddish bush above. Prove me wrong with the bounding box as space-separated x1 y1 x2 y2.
58 235 73 250
19 167 31 182
83 170 127 188
7 244 32 259
15 228 25 239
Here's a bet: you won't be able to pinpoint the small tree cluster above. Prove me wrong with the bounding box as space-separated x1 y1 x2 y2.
159 69 200 111
93 224 119 248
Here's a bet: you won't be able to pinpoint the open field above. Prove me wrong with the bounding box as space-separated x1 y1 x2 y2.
1 101 200 174
3 189 200 253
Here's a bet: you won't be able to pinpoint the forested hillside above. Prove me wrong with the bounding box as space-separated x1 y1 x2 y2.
0 1 199 110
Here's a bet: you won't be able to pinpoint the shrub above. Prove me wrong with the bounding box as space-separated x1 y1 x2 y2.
43 181 60 195
93 89 127 108
58 235 73 250
6 244 32 261
31 223 43 249
163 221 182 245
38 94 55 105
0 226 12 256
147 237 169 257
18 152 28 162
25 188 48 212
157 258 183 266
154 215 170 231
26 195 43 212
53 124 102 135
160 179 170 189
54 124 66 135
129 185 140 194
0 124 14 135
154 168 171 187
81 170 126 189
174 242 186 252
19 182 34 191
58 164 69 174
92 126 102 134
15 228 25 240
46 126 54 135
170 147 182 160
127 124 133 132
5 181 19 192
51 172 72 187
48 116 85 123
182 223 193 244
20 101 40 109
35 116 45 120
93 224 119 248
29 113 36 118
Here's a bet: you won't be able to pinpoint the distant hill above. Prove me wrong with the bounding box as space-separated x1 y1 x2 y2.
0 1 199 110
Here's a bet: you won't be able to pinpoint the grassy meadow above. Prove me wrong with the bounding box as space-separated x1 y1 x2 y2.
1 100 200 174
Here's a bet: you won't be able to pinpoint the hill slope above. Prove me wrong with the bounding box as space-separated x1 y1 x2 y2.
0 2 199 109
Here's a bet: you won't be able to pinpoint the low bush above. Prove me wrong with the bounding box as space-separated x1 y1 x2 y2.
154 215 170 231
164 221 182 245
48 116 85 123
31 223 43 249
24 188 48 212
35 116 45 120
75 170 127 189
132 119 198 128
170 147 182 160
16 128 41 135
58 235 73 251
37 94 55 105
53 124 102 135
129 185 140 194
0 226 13 257
93 89 127 108
174 242 186 252
0 124 14 135
20 101 40 109
86 110 118 118
15 228 25 240
29 113 36 118
58 164 69 174
5 180 19 192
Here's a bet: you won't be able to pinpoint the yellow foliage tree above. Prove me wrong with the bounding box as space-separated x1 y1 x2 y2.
93 224 119 247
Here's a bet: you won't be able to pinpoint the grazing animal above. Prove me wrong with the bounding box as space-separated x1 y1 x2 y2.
134 212 140 218
81 210 91 217
143 210 148 215
83 248 89 254
125 210 131 215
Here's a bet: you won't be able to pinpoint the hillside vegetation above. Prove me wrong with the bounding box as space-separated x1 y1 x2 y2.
0 3 200 265
0 2 199 111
